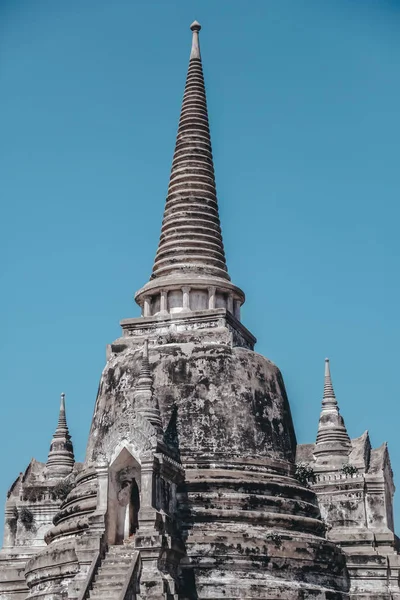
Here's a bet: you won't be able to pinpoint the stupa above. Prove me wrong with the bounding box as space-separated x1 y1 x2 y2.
1 21 399 600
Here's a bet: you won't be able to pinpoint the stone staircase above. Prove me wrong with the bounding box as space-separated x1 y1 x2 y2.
88 545 139 600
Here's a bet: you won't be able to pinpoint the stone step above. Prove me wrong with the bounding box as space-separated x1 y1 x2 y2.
99 557 132 565
107 550 135 556
90 589 122 597
95 573 128 583
93 578 125 585
87 546 139 600
99 557 132 566
96 568 129 578
98 561 130 567
89 588 121 600
104 548 134 556
104 555 135 563
93 580 124 589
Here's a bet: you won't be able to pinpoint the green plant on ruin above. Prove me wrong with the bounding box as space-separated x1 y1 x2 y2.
160 331 178 345
19 507 34 530
266 532 283 548
22 487 44 503
6 506 19 536
295 462 316 487
52 479 74 501
7 519 17 536
341 463 358 476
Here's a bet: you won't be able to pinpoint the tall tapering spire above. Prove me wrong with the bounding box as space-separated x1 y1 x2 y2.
135 22 245 321
151 20 228 282
323 358 336 403
314 359 351 464
47 393 75 479
57 392 68 428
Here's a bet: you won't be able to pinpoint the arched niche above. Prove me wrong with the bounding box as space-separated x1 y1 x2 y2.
107 447 141 545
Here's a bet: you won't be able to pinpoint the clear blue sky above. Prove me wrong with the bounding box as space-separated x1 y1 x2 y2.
1 0 399 540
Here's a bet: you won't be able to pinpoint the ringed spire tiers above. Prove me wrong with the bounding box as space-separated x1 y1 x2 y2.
314 359 351 463
47 393 75 479
135 22 245 320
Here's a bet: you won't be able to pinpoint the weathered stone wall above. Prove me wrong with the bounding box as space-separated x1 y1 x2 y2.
0 460 81 600
87 339 297 465
297 433 400 599
80 324 350 599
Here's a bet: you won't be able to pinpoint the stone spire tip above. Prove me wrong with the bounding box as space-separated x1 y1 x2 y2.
58 393 67 427
47 392 75 478
190 21 201 60
314 358 351 460
324 358 330 376
323 357 335 400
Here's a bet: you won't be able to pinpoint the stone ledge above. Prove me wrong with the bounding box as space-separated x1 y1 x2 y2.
120 308 256 349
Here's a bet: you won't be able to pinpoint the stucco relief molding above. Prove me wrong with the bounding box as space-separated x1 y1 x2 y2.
99 412 159 465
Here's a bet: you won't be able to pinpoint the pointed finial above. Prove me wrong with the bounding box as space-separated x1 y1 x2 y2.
314 358 351 462
190 20 201 60
57 392 67 428
190 20 201 32
47 393 75 478
323 357 336 403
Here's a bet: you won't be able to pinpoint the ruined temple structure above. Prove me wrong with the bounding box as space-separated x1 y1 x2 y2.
297 359 400 597
1 21 399 600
